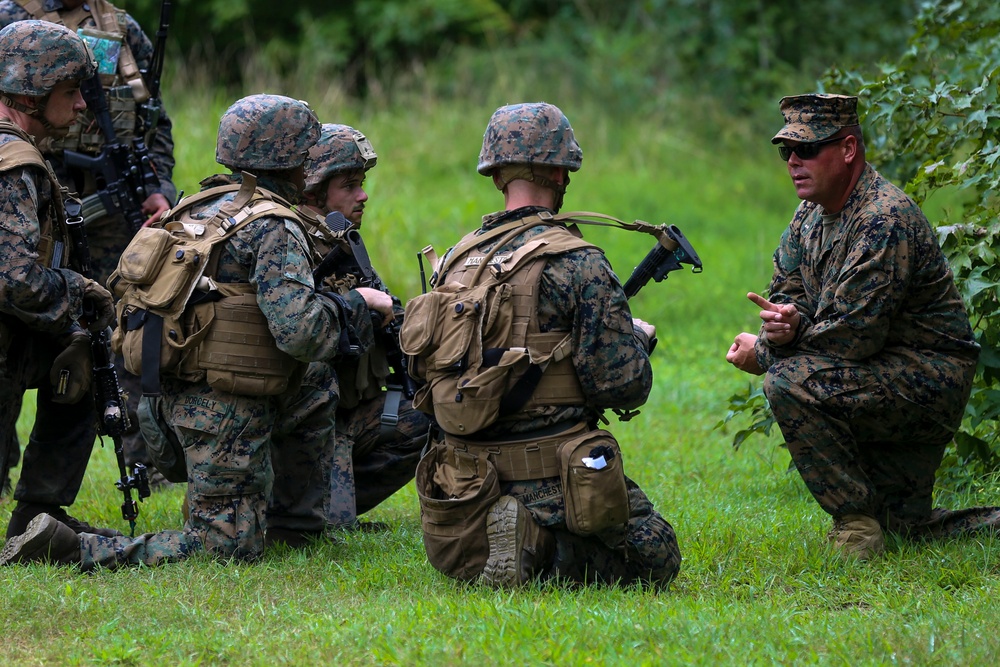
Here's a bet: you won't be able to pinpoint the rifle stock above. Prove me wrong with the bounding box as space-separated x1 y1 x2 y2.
622 224 703 299
64 73 160 235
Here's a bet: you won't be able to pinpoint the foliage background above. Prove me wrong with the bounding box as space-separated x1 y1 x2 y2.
2 0 1000 664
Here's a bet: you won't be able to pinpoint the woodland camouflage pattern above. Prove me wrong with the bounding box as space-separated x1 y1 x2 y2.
1 79 107 518
0 1 177 206
477 102 583 175
303 123 377 194
71 168 371 567
771 93 859 144
755 163 996 535
216 94 319 171
0 1 180 473
294 201 429 529
433 206 681 586
0 19 94 96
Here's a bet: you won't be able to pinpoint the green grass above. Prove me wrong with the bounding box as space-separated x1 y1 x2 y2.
3 81 1000 666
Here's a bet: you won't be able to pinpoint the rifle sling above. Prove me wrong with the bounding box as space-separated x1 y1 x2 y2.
139 310 162 397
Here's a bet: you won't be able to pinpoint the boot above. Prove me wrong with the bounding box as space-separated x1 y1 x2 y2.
264 527 339 549
6 502 123 539
481 496 554 588
828 513 885 560
0 513 81 566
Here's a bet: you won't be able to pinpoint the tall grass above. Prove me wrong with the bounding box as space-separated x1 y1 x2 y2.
3 70 1000 666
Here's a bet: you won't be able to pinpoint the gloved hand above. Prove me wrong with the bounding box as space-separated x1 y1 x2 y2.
50 330 93 404
82 278 116 332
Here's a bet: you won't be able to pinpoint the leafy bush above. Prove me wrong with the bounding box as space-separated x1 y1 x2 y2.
722 0 1000 489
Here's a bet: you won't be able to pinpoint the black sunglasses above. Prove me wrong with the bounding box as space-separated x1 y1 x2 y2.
778 135 847 161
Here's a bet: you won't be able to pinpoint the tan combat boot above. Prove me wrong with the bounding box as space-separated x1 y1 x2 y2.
828 513 885 560
481 495 554 588
0 513 82 566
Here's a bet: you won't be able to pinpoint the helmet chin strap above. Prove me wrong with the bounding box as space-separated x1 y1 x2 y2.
0 93 65 137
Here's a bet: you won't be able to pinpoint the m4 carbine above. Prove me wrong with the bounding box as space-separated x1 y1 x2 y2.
313 212 420 401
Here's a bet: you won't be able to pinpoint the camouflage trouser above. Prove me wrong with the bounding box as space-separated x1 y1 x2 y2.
765 354 1000 537
86 211 150 470
504 475 682 588
78 381 284 568
1 330 98 509
326 390 430 526
269 362 338 534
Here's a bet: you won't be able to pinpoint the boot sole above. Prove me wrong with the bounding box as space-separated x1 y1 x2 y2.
482 497 525 587
0 514 59 565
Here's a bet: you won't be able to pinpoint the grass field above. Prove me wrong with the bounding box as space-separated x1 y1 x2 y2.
3 83 1000 666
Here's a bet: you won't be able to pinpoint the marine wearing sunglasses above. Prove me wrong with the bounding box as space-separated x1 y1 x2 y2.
778 135 848 161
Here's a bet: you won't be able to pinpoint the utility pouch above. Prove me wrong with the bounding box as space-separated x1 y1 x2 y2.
415 442 500 581
137 395 187 483
557 429 629 536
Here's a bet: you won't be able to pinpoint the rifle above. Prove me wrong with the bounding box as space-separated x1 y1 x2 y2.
622 224 703 298
136 0 171 146
63 73 161 236
313 212 420 402
65 200 150 536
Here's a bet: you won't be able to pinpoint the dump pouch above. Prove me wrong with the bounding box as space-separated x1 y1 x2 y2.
557 429 629 536
415 442 500 581
136 395 187 483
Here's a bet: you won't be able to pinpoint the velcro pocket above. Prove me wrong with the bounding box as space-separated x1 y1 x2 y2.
117 227 174 285
558 429 629 536
401 282 490 371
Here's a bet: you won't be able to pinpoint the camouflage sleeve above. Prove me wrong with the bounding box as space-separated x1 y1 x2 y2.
758 201 913 366
754 207 815 369
237 216 362 363
546 248 652 409
0 168 86 333
125 12 176 203
792 211 909 359
0 1 30 27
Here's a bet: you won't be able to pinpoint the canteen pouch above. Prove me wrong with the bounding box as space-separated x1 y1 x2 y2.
557 429 629 536
415 442 500 581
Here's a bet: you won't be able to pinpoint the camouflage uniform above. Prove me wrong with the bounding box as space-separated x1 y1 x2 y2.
0 0 177 475
413 103 681 587
457 208 680 585
294 218 429 528
292 124 429 529
40 95 367 568
0 125 99 521
757 94 998 539
0 21 119 537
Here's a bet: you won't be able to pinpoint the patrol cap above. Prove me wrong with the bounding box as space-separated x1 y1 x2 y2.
771 94 860 144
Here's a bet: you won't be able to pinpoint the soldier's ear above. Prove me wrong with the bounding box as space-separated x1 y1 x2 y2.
10 93 39 110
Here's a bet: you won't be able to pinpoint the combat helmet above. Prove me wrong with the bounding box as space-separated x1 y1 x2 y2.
304 123 378 194
477 102 583 175
216 94 320 171
0 20 96 97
